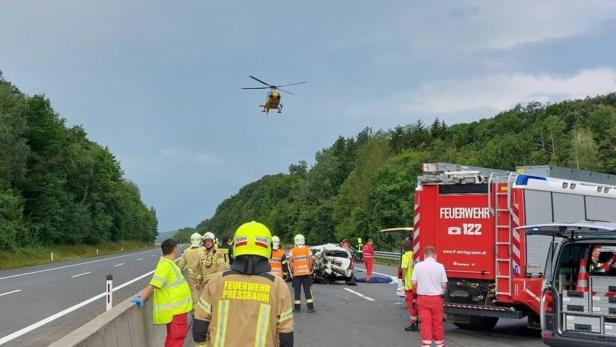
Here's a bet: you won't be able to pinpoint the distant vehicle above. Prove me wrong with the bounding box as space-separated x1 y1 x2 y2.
241 76 306 114
310 243 357 285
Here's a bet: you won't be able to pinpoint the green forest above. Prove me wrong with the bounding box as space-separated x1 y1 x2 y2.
182 93 616 247
0 72 157 251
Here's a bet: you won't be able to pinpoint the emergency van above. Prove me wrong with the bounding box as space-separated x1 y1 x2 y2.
412 163 616 335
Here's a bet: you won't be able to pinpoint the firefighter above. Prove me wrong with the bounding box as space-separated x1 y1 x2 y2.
178 232 206 305
363 238 375 282
133 239 192 347
412 246 448 347
270 236 290 279
289 234 315 313
218 236 234 268
192 221 294 347
589 245 616 273
201 232 226 285
401 240 418 331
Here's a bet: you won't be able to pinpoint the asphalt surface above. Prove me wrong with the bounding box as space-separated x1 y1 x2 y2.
292 264 543 347
1 251 544 347
0 245 187 347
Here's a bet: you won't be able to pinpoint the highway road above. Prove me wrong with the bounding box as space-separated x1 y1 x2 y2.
1 250 544 347
0 245 187 347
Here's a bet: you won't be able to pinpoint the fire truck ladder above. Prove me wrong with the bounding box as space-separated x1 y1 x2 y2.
489 172 515 297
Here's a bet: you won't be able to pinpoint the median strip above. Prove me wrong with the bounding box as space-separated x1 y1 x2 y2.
344 288 376 302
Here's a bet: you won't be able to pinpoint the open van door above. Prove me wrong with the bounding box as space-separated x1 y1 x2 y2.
379 227 413 297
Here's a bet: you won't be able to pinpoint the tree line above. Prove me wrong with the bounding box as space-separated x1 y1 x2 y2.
0 72 157 250
178 94 616 248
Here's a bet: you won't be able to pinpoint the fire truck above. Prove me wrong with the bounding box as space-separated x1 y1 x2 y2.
413 163 616 331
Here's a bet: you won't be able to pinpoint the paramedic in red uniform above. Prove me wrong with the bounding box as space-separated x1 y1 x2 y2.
363 238 374 282
412 246 448 347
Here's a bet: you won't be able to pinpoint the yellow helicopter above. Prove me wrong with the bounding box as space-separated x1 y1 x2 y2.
242 76 306 114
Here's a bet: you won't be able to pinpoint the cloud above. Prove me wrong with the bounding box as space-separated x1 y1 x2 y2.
400 0 616 51
346 67 616 122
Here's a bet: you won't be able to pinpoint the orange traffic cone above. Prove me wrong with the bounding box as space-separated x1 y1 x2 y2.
576 258 589 293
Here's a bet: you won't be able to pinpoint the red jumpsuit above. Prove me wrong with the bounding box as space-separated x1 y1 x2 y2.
363 243 374 281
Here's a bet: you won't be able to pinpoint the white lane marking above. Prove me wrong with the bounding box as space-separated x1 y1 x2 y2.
113 263 125 267
356 267 399 284
0 290 22 297
0 256 179 346
344 288 376 302
150 254 156 257
136 258 144 262
70 272 91 278
0 250 157 281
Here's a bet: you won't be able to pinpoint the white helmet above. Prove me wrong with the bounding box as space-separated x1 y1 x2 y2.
272 236 281 250
190 232 202 247
294 234 305 247
202 232 215 241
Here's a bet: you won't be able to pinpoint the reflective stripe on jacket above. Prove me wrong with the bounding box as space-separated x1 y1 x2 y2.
150 257 193 324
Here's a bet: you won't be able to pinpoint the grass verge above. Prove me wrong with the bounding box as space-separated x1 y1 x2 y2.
0 240 156 271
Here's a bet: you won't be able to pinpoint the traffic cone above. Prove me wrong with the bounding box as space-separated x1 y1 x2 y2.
576 258 589 293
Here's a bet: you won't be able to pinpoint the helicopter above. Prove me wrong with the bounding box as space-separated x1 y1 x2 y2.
242 76 306 114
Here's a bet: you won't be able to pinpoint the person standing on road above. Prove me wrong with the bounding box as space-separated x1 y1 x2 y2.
401 240 418 331
132 239 193 347
270 236 290 280
218 236 234 267
412 246 448 347
178 232 206 306
201 232 226 286
363 238 374 282
192 221 294 347
289 234 315 312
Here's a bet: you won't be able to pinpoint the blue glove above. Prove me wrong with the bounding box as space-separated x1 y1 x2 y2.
132 296 144 307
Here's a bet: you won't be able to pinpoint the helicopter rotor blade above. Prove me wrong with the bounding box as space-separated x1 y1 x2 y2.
277 88 295 95
241 87 270 90
249 76 274 87
276 81 307 88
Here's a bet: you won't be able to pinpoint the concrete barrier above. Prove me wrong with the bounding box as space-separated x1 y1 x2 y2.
49 295 167 347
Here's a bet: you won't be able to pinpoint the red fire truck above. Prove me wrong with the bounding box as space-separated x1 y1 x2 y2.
413 163 616 330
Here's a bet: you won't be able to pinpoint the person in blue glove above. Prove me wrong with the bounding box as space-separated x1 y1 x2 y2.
132 239 192 347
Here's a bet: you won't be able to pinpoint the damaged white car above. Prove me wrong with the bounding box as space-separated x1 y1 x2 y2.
310 243 357 285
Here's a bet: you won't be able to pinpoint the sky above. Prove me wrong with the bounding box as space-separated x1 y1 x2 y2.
2 1 616 232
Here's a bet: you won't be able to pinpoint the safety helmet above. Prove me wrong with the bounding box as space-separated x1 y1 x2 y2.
202 232 215 241
294 234 305 247
233 221 272 259
190 232 202 247
272 236 281 250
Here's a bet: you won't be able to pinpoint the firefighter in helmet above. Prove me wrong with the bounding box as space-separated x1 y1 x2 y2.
289 234 315 312
270 236 290 280
178 232 206 305
192 221 294 347
201 232 226 285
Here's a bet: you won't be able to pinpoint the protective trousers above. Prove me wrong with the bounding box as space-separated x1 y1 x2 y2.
364 256 374 281
165 313 188 347
417 295 445 347
405 289 418 323
189 280 202 308
292 275 314 311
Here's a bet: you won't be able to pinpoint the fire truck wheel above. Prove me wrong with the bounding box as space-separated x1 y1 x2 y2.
453 316 499 331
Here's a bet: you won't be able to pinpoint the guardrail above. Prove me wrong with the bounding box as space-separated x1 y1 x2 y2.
374 251 400 260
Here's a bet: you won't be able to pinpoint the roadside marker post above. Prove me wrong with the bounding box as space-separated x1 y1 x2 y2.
105 275 113 312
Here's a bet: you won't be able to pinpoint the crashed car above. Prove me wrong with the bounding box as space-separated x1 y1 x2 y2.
310 243 357 285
